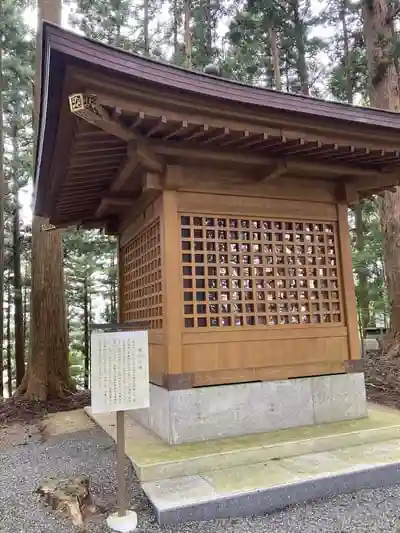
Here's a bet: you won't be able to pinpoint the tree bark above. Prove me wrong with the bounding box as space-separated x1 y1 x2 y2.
172 0 179 59
6 279 12 397
11 121 25 386
83 276 89 389
269 28 281 91
17 0 73 400
340 0 353 104
291 0 309 95
354 202 370 332
342 1 370 335
111 249 117 321
23 258 29 351
143 0 150 56
0 44 5 398
184 0 192 69
363 0 400 333
18 216 73 399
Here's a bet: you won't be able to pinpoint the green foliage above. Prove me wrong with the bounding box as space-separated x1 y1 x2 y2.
225 0 327 92
63 229 117 387
350 200 388 329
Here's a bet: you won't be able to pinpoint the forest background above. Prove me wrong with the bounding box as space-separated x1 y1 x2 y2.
0 0 394 398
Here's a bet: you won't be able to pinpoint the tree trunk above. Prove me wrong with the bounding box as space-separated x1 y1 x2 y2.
11 121 25 386
340 0 353 104
291 0 309 95
83 276 89 389
354 202 370 333
173 0 179 59
0 45 5 398
18 216 73 399
269 28 281 91
184 0 192 69
6 280 12 397
363 0 400 333
17 0 73 400
205 0 212 64
342 1 370 335
23 259 29 350
111 250 117 321
143 0 150 56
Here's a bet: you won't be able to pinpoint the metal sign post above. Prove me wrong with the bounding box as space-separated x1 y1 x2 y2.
90 322 149 532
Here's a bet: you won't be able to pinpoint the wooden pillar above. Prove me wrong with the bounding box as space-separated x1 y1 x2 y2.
161 184 184 386
337 203 360 361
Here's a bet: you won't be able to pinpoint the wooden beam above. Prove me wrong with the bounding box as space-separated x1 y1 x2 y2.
75 79 400 152
96 172 162 218
143 172 163 192
68 93 164 174
352 172 400 192
336 181 359 205
101 195 138 207
110 142 141 192
105 216 120 235
260 161 287 183
148 140 400 182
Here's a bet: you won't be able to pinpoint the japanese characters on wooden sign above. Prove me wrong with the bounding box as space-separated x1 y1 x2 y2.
90 330 149 414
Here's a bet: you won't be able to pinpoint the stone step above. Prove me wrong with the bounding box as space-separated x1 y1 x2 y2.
86 404 400 483
142 438 400 524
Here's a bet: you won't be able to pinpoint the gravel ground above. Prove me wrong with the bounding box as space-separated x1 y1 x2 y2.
2 426 400 532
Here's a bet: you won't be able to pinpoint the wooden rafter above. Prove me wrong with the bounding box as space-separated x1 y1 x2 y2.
81 84 400 153
148 140 400 184
68 93 164 174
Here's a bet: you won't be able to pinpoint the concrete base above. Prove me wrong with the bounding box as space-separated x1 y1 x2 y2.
129 373 367 444
106 510 137 532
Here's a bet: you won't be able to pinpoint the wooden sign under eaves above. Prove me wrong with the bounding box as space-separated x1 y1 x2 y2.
39 223 77 232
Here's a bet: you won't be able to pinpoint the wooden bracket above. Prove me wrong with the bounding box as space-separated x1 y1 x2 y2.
69 93 164 176
336 181 359 206
96 172 162 219
260 161 287 183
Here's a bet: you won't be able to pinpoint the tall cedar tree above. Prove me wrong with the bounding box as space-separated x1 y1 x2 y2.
17 0 73 400
10 118 25 385
0 40 4 397
362 0 400 337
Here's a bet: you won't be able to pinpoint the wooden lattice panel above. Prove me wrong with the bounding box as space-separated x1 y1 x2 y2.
181 215 342 328
121 219 163 329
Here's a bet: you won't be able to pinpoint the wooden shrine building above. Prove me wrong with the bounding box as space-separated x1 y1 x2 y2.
35 23 400 444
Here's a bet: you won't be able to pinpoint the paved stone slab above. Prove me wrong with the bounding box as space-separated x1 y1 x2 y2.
86 405 400 482
43 409 95 437
143 475 217 510
152 462 400 525
142 438 400 524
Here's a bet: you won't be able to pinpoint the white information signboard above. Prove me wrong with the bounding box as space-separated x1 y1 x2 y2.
90 329 149 414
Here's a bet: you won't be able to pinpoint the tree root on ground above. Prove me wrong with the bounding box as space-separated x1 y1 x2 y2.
37 475 98 528
0 390 90 426
364 334 400 409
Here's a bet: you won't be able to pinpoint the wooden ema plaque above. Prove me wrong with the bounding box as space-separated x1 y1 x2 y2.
180 215 342 329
